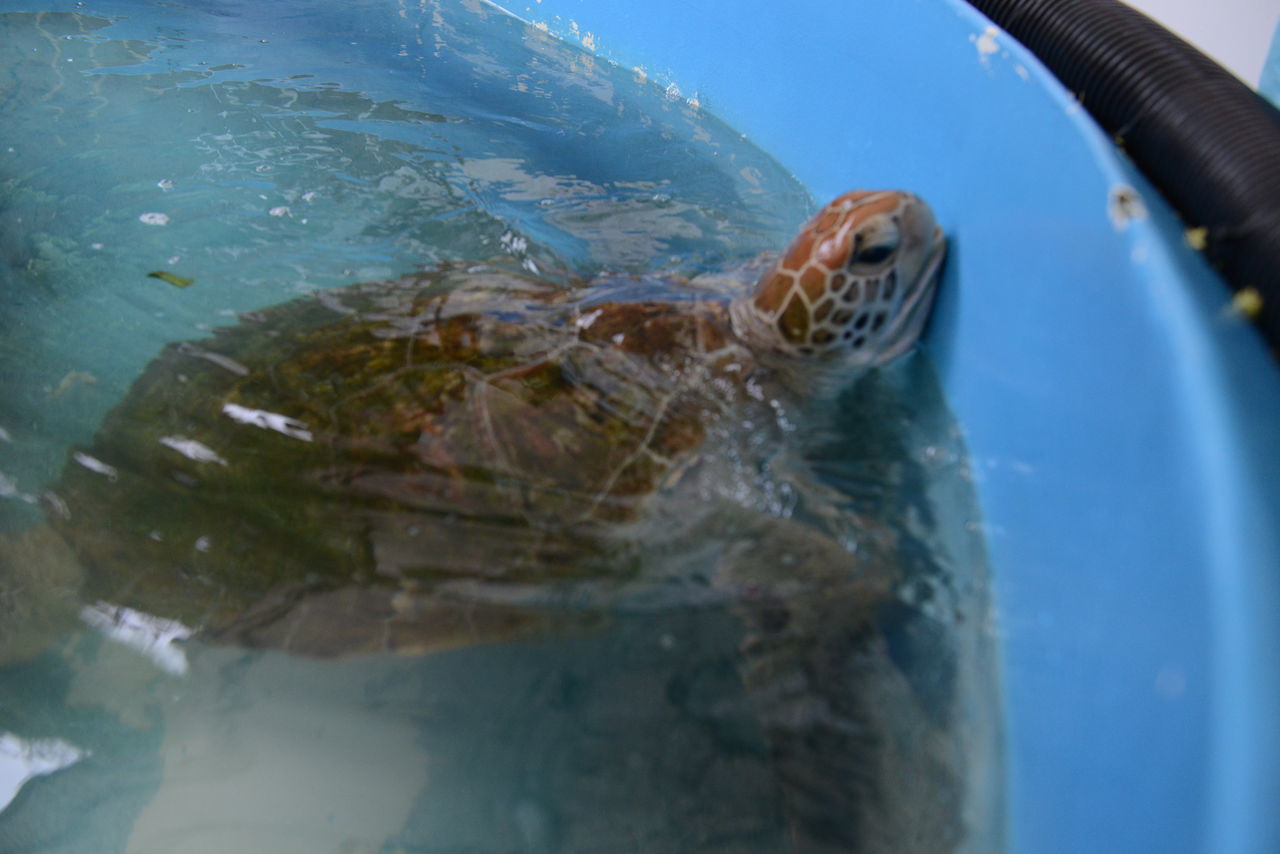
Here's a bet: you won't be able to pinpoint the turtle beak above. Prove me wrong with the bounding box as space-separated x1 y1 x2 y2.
875 226 946 365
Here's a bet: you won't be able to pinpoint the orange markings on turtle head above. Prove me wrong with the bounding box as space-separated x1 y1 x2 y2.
779 229 814 273
751 268 798 316
777 291 809 344
733 189 946 367
798 265 829 301
811 206 842 235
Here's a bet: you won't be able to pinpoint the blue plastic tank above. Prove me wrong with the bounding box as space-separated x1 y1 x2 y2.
500 1 1280 852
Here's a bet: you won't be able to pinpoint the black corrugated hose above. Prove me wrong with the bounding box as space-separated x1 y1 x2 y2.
965 0 1280 352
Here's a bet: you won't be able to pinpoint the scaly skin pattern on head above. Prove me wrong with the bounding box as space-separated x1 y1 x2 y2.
730 190 946 391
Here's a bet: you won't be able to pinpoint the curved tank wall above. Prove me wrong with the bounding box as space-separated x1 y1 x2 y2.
494 1 1280 852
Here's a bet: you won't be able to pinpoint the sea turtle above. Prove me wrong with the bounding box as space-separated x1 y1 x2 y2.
5 189 957 851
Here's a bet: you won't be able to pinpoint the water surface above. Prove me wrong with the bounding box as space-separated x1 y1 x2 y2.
0 2 1000 851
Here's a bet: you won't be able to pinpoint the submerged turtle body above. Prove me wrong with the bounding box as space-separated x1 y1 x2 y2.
52 267 756 653
11 190 963 851
46 189 946 656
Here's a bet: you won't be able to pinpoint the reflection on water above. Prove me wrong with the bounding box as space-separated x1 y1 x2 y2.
0 732 85 814
0 2 1000 852
0 0 810 509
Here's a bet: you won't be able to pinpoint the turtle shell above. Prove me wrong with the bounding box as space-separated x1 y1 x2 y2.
47 264 754 654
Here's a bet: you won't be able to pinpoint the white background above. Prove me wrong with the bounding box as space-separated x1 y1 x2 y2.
1123 0 1280 85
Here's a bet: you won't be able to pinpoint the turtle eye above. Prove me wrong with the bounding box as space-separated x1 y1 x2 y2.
849 215 901 268
853 241 897 266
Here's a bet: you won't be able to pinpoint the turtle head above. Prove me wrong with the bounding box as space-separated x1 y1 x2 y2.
730 190 946 391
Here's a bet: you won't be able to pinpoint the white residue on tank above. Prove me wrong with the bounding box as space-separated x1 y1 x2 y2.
971 25 1001 66
1107 184 1148 231
974 455 1036 478
1155 664 1188 700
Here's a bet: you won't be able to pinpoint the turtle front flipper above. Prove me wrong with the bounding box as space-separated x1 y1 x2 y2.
0 525 86 665
199 581 574 658
718 516 964 853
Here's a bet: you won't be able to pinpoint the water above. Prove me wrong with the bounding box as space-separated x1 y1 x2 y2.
0 0 811 509
0 2 1001 851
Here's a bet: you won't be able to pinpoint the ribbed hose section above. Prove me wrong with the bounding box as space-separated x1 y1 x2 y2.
966 0 1280 351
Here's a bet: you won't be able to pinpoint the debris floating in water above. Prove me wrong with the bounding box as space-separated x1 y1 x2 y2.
43 371 97 400
79 601 193 676
500 230 528 254
159 435 229 466
575 308 603 329
41 491 69 520
176 342 250 376
72 452 118 481
0 471 37 504
222 403 314 442
147 270 196 288
0 732 88 814
138 212 170 226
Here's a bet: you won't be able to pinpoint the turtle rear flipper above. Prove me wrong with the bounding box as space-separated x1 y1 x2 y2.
721 518 964 853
